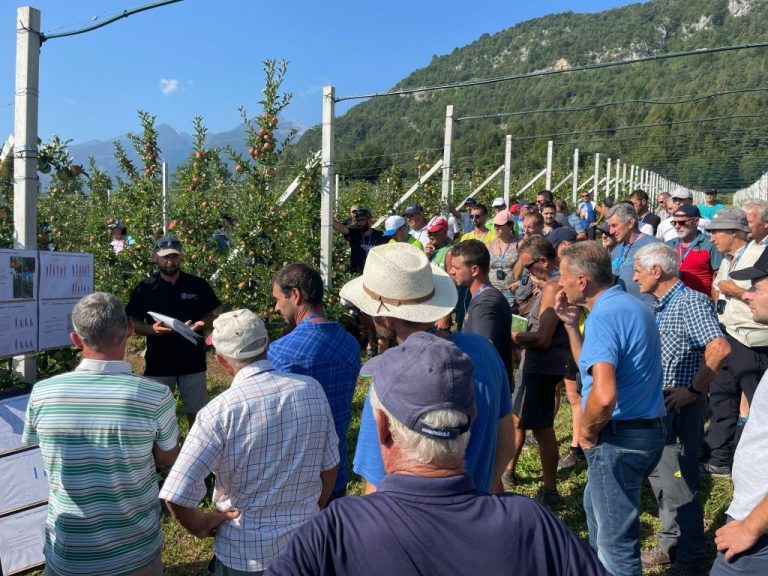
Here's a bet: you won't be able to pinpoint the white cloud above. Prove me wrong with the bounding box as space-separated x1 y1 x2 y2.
159 78 179 95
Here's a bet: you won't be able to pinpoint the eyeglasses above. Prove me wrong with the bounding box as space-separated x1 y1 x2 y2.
522 259 538 270
672 219 692 226
470 215 484 220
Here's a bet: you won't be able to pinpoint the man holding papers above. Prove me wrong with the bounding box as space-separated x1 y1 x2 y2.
127 234 221 426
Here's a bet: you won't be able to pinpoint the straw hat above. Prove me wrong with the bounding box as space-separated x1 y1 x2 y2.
340 243 458 323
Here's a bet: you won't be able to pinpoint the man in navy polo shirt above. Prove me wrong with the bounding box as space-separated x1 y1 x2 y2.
266 332 609 576
269 263 360 501
556 241 666 576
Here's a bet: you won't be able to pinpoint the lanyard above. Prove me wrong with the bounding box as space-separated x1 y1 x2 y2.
676 239 697 264
655 284 685 326
491 240 512 267
725 245 748 280
474 282 492 297
302 313 326 324
613 233 641 273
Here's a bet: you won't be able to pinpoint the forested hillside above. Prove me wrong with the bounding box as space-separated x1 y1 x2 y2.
283 0 768 191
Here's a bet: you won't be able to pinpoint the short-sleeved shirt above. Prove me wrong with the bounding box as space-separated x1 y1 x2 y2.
410 226 430 247
430 244 453 269
654 281 723 388
578 201 596 230
656 217 711 242
126 270 221 376
698 203 725 220
566 213 585 234
611 233 659 308
666 232 723 296
268 320 360 493
266 474 610 576
464 286 513 382
23 360 179 576
579 286 666 420
388 235 423 251
159 360 339 572
461 227 496 245
345 228 385 273
728 368 768 521
353 332 512 492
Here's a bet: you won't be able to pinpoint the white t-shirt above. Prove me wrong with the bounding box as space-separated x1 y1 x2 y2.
656 216 710 242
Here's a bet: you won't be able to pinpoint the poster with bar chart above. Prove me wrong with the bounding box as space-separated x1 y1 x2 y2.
0 250 38 303
0 302 37 358
38 300 77 351
39 252 93 300
0 449 49 516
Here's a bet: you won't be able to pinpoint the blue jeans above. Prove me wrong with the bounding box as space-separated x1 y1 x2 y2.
710 517 768 575
583 422 665 576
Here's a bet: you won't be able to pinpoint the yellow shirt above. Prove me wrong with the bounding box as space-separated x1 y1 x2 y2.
460 228 496 245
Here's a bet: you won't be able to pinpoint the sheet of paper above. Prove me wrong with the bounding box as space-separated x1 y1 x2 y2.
0 249 38 303
0 449 49 515
38 299 77 351
0 504 47 575
38 252 93 300
0 393 30 456
148 311 203 344
0 301 38 358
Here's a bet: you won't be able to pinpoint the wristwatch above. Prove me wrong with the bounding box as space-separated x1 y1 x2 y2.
686 384 701 396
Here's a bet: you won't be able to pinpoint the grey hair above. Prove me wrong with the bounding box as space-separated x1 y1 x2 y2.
561 242 614 288
606 203 638 225
71 292 129 349
743 200 768 222
370 386 470 467
634 243 679 277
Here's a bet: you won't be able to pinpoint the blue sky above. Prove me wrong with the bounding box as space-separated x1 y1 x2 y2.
0 0 645 145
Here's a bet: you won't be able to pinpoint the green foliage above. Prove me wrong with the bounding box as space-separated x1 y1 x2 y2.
284 0 768 192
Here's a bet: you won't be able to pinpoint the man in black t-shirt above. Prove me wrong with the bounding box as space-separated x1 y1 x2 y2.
333 208 385 274
126 235 221 427
449 239 513 383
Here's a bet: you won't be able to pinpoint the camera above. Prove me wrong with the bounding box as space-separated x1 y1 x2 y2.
496 269 506 280
716 299 726 315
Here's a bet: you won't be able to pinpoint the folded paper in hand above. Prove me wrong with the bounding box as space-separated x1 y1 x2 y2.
148 311 203 344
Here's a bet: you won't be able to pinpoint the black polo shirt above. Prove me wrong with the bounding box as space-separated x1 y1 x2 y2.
345 228 385 273
126 271 220 376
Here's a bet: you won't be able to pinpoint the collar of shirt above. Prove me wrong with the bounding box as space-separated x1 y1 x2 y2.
74 359 134 374
672 231 705 248
231 358 275 389
654 280 685 313
378 473 475 497
591 285 625 313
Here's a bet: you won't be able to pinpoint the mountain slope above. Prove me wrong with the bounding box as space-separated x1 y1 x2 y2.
283 0 768 191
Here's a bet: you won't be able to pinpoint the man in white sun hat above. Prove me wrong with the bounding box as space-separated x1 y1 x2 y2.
345 242 514 494
160 309 339 575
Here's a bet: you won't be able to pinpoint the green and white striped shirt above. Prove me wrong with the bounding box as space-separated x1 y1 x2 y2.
23 359 179 576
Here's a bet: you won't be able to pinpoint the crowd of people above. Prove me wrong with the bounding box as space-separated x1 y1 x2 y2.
20 187 768 576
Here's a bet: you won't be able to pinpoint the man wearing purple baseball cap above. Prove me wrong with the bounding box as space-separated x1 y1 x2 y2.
267 332 610 576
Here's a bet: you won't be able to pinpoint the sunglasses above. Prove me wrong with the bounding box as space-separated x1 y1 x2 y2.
672 219 692 226
522 259 538 270
155 240 182 250
470 215 484 220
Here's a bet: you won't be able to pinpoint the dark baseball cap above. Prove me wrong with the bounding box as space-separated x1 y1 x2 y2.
548 227 577 250
153 234 183 256
672 204 700 219
730 249 768 282
354 208 372 218
403 204 424 216
464 198 478 207
370 331 475 439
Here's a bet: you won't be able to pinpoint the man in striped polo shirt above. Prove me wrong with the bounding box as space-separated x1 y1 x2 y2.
23 292 180 576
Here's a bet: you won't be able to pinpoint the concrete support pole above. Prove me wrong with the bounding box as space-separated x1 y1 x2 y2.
545 140 553 190
571 148 579 204
12 7 41 384
162 162 169 234
593 153 600 202
622 162 627 195
629 165 635 191
320 86 335 288
503 135 512 206
614 159 620 198
605 158 611 197
441 105 453 204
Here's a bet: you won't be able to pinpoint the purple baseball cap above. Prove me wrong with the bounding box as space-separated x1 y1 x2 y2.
370 332 476 439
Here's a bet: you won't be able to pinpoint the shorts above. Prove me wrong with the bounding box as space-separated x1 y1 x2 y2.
512 371 561 430
149 372 208 414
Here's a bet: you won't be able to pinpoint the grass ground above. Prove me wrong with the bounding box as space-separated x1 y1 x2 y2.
31 346 735 575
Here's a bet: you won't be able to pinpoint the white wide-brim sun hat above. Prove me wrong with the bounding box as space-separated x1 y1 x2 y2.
340 242 458 324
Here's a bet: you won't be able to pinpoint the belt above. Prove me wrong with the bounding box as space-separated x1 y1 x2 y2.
609 418 663 430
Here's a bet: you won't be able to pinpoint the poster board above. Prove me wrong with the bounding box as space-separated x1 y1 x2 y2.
0 249 38 303
0 448 49 516
38 252 93 300
0 301 38 358
0 393 29 456
38 300 76 351
0 504 47 575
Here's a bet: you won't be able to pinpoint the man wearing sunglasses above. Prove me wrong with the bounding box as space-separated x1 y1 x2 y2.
656 189 710 242
127 234 221 427
665 204 723 298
